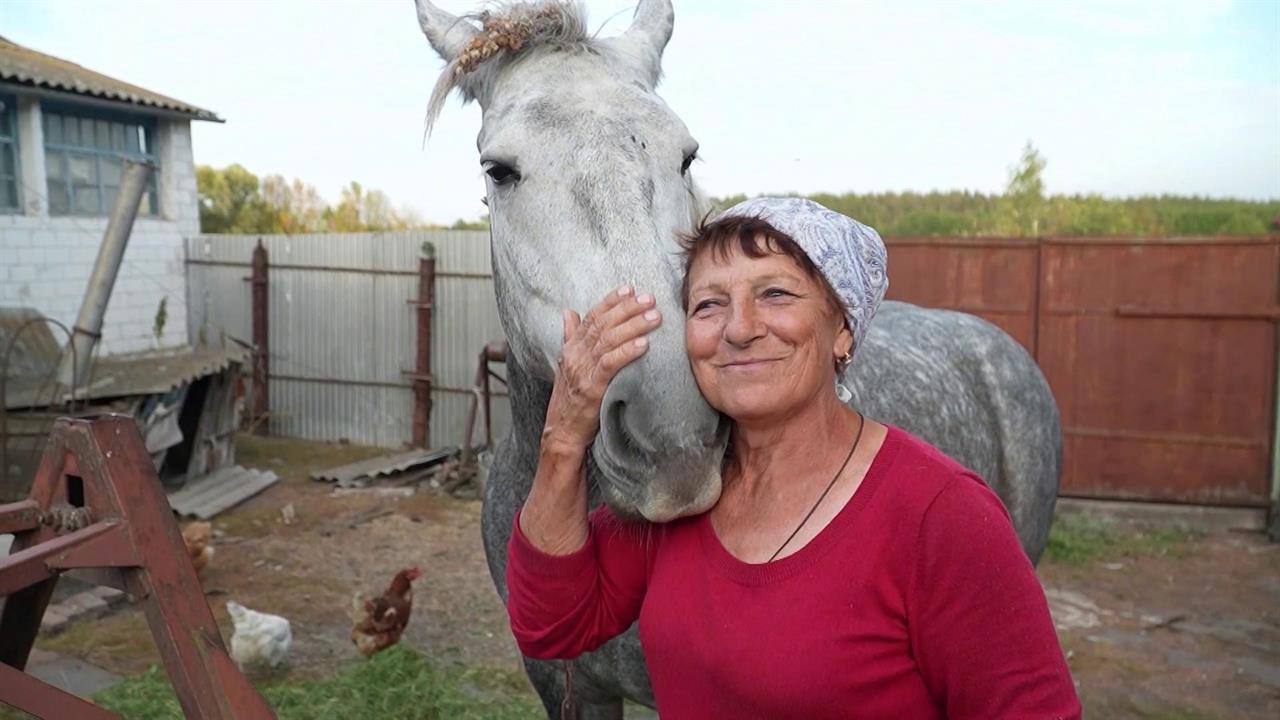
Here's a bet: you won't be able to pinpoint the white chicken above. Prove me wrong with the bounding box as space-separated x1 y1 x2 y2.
226 601 292 669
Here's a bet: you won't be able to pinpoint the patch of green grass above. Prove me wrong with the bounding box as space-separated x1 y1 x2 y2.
1045 513 1203 565
93 646 540 719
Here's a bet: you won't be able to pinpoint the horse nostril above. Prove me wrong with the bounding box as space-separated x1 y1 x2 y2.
604 399 631 453
603 398 655 458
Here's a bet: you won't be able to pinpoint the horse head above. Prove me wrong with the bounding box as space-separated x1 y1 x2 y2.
417 0 727 522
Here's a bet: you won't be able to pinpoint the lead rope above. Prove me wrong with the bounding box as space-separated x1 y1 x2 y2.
561 659 578 719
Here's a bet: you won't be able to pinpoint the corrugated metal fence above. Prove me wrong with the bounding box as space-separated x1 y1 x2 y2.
185 231 510 450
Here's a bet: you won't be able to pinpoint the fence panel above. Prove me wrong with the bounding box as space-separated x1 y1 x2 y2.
884 238 1039 353
1037 237 1277 506
186 231 509 450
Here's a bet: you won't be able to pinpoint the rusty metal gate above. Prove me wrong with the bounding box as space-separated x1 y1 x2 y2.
885 236 1279 507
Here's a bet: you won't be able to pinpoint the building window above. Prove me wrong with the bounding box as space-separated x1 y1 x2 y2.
43 107 158 216
0 95 18 213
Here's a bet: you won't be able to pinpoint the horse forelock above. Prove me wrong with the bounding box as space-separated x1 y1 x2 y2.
426 1 592 133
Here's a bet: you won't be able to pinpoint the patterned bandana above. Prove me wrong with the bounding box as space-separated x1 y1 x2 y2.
716 197 889 355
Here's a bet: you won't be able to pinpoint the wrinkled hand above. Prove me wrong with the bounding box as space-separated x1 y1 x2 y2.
541 286 661 455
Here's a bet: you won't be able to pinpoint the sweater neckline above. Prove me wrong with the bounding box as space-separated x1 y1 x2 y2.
697 424 903 585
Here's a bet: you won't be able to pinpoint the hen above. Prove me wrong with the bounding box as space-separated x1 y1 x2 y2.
350 566 422 657
181 521 214 575
227 601 292 669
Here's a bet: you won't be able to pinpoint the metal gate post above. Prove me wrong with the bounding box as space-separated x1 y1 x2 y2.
249 239 270 434
407 241 436 448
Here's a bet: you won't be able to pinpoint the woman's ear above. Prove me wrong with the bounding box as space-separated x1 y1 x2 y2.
833 320 854 366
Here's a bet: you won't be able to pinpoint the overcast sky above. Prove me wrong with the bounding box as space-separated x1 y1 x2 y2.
4 0 1276 224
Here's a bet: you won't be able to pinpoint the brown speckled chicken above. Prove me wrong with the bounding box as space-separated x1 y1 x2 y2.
350 566 422 657
181 521 214 575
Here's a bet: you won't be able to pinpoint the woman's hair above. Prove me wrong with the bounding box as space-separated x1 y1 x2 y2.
677 212 844 316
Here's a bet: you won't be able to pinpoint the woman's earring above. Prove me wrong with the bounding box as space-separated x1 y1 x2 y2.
835 379 853 403
834 349 854 403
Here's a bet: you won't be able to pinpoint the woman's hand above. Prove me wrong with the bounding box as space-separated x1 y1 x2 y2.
541 285 662 457
521 286 661 555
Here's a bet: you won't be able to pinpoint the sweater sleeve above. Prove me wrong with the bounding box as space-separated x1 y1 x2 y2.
908 473 1081 719
506 504 653 660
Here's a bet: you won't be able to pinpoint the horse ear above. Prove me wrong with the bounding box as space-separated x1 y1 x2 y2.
415 0 479 62
610 0 674 88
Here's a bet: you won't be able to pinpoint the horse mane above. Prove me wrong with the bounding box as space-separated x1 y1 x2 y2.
426 1 592 134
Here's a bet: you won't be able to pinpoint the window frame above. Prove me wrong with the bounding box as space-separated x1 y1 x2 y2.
42 102 159 217
0 94 19 214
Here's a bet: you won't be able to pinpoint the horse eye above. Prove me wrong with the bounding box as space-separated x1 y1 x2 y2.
485 162 520 186
680 151 697 175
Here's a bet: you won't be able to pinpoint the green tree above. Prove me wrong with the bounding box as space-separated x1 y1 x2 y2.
449 216 490 231
196 164 279 234
1001 141 1047 236
323 181 426 232
260 175 327 234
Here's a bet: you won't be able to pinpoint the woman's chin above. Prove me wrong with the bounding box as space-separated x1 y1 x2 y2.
715 394 787 424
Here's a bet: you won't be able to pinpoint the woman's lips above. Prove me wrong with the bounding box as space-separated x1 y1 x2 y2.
718 358 782 370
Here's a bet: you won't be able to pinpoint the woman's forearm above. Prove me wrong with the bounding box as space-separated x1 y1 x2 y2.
518 437 590 555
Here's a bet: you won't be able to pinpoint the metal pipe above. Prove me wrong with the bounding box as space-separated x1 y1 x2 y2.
460 341 508 466
460 348 487 467
411 242 436 448
58 160 153 388
249 239 269 434
483 341 507 448
185 258 492 280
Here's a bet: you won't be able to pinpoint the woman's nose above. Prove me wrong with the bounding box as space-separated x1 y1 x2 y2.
723 300 765 347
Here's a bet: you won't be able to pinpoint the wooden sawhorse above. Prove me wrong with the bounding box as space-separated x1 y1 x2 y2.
0 414 274 719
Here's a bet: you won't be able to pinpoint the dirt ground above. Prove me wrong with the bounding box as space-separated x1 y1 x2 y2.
1040 522 1279 718
37 435 524 684
35 434 1280 718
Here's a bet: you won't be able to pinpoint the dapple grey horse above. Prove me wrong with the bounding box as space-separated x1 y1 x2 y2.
415 1 1061 716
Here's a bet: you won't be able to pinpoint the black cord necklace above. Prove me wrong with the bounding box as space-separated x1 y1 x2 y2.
768 412 865 563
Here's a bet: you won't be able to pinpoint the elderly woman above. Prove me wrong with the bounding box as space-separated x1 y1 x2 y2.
507 197 1080 718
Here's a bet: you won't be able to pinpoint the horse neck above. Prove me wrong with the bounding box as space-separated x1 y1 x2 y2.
504 353 552 451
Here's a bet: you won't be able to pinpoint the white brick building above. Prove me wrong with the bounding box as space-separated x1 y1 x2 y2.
0 36 221 354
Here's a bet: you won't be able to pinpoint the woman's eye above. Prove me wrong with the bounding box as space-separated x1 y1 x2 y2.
485 163 520 186
763 288 791 299
691 299 719 314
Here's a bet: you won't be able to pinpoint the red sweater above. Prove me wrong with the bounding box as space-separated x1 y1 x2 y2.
507 426 1081 719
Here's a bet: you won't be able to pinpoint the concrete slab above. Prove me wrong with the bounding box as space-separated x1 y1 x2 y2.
59 591 108 620
1055 497 1267 532
26 649 123 698
40 607 69 634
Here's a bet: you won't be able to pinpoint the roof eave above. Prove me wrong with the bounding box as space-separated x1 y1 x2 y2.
0 80 224 123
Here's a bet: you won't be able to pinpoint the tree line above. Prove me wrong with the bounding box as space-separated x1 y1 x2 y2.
199 146 1278 237
196 164 486 234
718 145 1279 237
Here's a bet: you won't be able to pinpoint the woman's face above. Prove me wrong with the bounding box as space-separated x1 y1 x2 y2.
684 237 853 423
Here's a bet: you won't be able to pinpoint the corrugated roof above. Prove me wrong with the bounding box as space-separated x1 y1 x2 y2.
311 447 455 487
168 465 279 519
3 343 250 410
0 36 222 122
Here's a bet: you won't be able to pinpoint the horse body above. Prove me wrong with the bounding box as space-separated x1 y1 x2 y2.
415 2 1061 716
